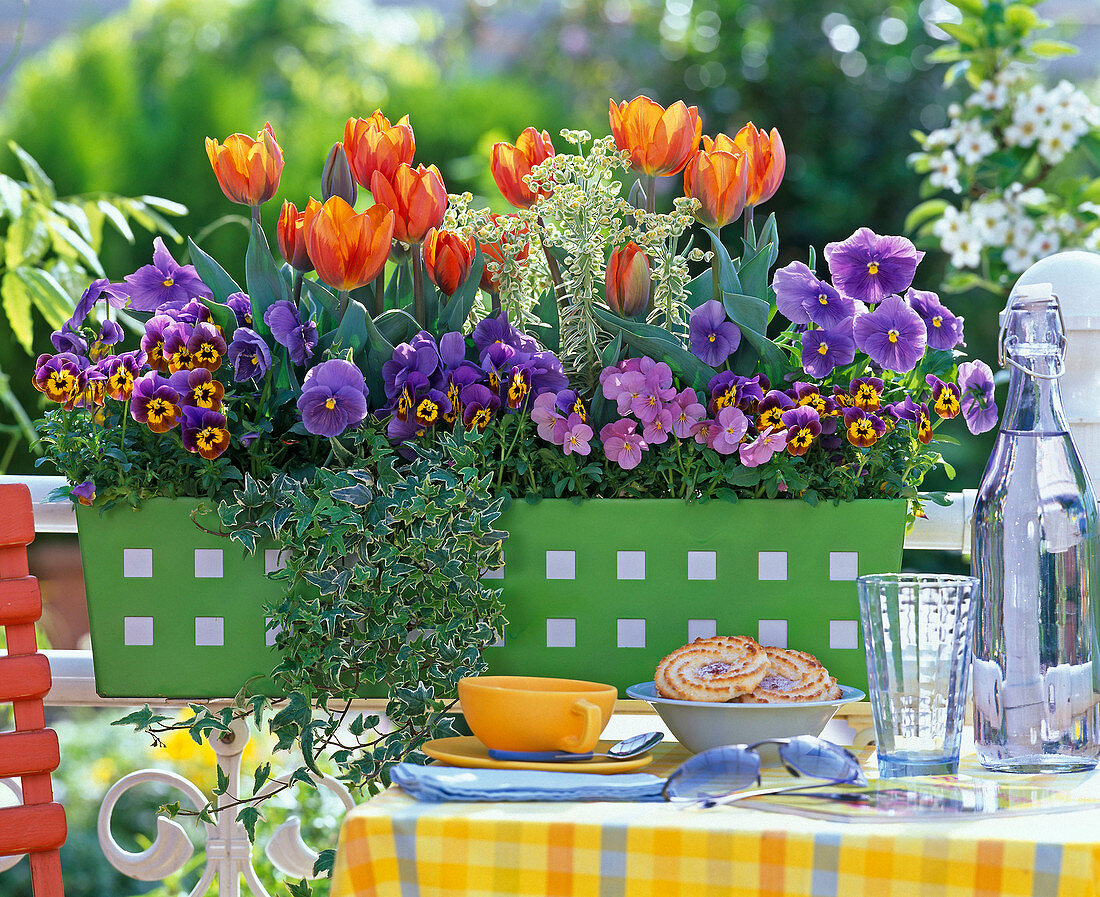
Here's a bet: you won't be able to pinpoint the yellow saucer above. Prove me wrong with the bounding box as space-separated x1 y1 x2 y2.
422 736 654 774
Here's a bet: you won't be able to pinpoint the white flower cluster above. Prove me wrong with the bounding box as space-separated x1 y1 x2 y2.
912 61 1100 281
931 183 1086 272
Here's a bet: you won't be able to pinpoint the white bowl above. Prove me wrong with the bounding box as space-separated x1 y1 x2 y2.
625 681 865 754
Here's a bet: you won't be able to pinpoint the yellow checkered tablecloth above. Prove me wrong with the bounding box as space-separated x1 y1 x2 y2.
330 745 1100 897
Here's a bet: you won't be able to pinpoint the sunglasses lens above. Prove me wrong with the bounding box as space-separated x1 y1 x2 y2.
664 745 761 800
778 736 866 785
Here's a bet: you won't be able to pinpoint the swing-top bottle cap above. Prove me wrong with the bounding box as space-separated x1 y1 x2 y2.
1011 282 1054 302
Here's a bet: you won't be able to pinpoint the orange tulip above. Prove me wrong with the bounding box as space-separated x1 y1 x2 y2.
490 128 555 209
303 196 395 292
423 228 476 296
343 111 416 188
608 96 702 178
277 201 313 271
605 242 651 317
479 214 530 293
731 123 786 207
369 163 447 245
205 122 284 207
683 139 750 231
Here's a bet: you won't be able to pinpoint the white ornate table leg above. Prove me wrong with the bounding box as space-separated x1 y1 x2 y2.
0 778 25 873
263 774 355 880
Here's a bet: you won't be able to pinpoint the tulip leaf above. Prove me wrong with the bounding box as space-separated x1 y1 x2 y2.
383 261 411 311
301 277 340 328
362 309 396 406
188 237 243 304
245 219 288 340
334 298 369 360
438 251 485 335
722 290 790 381
735 242 775 301
702 227 741 296
758 213 779 261
591 306 715 392
374 308 419 345
532 280 559 351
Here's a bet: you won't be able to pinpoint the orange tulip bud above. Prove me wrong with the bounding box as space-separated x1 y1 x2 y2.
490 127 555 209
732 123 786 207
369 163 447 245
303 196 395 292
479 214 530 293
205 122 284 207
605 242 651 317
277 201 313 271
684 139 750 231
608 96 702 178
423 227 476 296
343 111 416 188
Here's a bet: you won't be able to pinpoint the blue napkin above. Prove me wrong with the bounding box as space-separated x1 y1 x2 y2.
390 763 666 802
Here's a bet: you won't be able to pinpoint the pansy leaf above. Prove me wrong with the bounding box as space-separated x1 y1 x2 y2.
438 250 485 335
591 306 715 392
245 219 289 341
702 227 741 295
188 237 243 304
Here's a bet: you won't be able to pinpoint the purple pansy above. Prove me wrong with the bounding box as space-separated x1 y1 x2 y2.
384 331 442 401
852 295 927 372
907 288 964 351
461 383 501 431
32 352 86 406
130 373 182 432
71 480 96 506
51 326 88 356
140 315 175 372
412 387 451 429
842 407 888 447
757 390 795 432
957 360 998 434
439 331 467 369
66 278 130 331
670 388 705 438
264 300 319 366
600 418 647 470
226 292 253 328
100 351 144 401
801 322 856 379
159 297 213 325
562 413 593 456
781 405 822 456
708 405 748 455
824 228 924 305
689 300 742 366
185 321 228 371
228 328 272 381
124 237 213 311
772 261 854 327
296 359 369 437
739 426 788 467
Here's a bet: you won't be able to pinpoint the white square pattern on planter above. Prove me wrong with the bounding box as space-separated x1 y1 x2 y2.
546 618 576 648
757 551 787 580
123 548 153 578
616 551 646 580
195 616 224 647
758 619 788 648
829 551 860 581
545 551 576 580
194 549 223 578
123 616 154 646
617 618 646 648
688 619 717 641
687 551 717 580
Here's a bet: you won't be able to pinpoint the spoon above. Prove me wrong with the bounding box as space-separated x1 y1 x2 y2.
487 731 664 763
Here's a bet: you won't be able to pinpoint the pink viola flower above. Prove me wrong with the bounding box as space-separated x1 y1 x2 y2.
614 370 647 416
670 388 705 438
562 412 592 456
600 418 647 469
708 405 748 455
631 367 677 422
739 426 788 467
532 391 566 444
692 418 716 446
642 404 674 445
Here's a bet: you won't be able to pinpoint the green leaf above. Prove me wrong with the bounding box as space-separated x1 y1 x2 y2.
735 242 774 300
139 195 188 217
245 219 288 340
926 46 968 64
6 206 50 269
438 251 486 335
15 267 73 331
333 298 369 360
531 282 559 352
96 199 135 243
904 199 952 234
2 271 34 351
1030 40 1076 58
237 806 262 843
301 277 340 326
8 142 55 205
374 308 419 346
0 175 24 219
46 214 105 276
953 0 986 15
252 762 271 796
722 290 789 380
702 227 741 294
188 237 243 304
936 22 980 47
591 306 716 392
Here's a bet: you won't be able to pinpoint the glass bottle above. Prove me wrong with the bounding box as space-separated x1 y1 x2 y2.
971 283 1100 772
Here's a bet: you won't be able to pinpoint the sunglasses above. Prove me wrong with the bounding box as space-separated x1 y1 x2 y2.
663 735 868 809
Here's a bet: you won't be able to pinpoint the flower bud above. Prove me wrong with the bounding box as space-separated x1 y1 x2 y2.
277 201 313 271
606 242 651 318
423 227 476 296
321 142 358 206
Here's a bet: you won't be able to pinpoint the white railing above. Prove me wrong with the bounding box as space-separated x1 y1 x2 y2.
1 474 974 897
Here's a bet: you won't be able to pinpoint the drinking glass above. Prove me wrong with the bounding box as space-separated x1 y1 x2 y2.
857 573 979 777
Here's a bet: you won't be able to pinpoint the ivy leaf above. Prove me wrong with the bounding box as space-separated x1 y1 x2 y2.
237 806 262 843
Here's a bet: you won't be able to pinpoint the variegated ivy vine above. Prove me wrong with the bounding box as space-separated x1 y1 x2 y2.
115 424 506 889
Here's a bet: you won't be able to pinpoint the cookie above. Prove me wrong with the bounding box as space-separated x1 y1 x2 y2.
738 646 842 703
655 635 770 702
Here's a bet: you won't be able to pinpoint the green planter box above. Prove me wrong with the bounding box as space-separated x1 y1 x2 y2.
78 498 906 698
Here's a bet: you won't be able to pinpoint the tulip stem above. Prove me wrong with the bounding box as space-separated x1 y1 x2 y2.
251 205 262 231
645 176 657 216
490 290 501 318
293 271 304 305
712 224 722 302
412 246 427 327
743 204 755 248
373 273 385 318
336 289 349 319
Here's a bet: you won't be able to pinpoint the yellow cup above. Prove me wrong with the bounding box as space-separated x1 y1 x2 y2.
458 675 618 753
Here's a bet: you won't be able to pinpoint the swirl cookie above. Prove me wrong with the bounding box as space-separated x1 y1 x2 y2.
738 646 842 703
655 635 770 702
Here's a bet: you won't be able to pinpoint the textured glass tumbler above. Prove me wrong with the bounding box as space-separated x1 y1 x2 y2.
857 574 979 777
